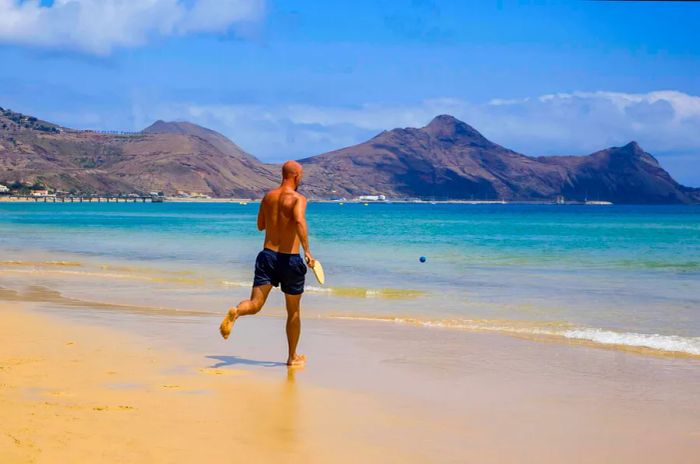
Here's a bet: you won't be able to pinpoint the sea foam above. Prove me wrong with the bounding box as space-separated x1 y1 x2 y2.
328 315 700 357
560 329 700 356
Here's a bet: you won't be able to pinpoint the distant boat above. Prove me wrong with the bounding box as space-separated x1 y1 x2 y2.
239 201 248 205
585 200 613 205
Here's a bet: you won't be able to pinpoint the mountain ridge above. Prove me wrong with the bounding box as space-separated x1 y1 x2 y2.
0 107 697 203
298 115 699 204
0 108 277 197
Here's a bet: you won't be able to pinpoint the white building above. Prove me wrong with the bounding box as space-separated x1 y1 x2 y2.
357 195 386 201
0 184 9 193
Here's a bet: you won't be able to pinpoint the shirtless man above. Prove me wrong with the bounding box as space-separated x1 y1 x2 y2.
219 160 315 367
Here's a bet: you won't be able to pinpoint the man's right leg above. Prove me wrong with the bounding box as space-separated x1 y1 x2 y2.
219 284 272 339
284 292 305 366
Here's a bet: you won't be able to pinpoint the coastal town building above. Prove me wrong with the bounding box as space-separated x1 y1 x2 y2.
0 184 9 194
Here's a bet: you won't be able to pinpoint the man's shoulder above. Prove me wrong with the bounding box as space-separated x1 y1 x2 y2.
293 192 307 206
262 188 281 201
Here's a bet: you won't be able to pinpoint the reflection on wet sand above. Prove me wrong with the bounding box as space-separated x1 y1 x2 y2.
278 367 301 453
0 285 215 317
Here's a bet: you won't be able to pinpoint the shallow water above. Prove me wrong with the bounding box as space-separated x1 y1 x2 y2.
1 202 698 356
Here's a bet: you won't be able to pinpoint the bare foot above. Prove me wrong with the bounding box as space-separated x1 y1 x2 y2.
286 354 306 367
219 307 238 340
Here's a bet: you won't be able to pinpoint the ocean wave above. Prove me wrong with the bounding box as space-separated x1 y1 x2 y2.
0 260 82 267
613 259 700 272
305 285 332 293
327 315 700 358
218 282 425 299
0 268 206 285
98 264 197 276
220 280 251 288
561 329 700 356
306 286 425 299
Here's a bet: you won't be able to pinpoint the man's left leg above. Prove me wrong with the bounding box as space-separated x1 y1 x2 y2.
219 284 272 339
284 292 305 366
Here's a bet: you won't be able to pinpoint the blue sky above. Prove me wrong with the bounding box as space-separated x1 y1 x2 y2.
1 0 699 184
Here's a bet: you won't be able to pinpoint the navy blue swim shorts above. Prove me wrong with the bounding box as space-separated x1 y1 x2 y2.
253 248 307 295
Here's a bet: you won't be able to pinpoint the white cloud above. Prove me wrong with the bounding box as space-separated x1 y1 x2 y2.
0 0 264 55
132 90 700 184
142 90 698 157
475 90 700 156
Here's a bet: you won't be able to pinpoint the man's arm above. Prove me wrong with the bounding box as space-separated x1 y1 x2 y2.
257 197 266 231
293 196 315 266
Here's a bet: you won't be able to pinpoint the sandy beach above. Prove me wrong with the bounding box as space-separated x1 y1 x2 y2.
2 298 699 463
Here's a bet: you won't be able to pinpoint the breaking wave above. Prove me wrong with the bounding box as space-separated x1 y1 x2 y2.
327 315 700 358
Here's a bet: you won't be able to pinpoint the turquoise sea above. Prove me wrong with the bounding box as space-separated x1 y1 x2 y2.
1 202 699 356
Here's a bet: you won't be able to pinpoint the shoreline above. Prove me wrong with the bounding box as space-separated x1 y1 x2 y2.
0 253 699 359
6 195 695 205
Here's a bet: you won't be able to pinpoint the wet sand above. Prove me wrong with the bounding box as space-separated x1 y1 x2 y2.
0 303 440 463
2 300 700 463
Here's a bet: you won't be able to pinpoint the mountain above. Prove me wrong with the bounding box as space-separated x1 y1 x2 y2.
1 107 697 203
0 108 277 197
133 120 277 195
299 115 700 204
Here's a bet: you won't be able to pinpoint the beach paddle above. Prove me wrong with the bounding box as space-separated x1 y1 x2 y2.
306 257 325 285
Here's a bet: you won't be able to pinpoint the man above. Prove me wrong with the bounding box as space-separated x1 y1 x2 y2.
219 160 315 367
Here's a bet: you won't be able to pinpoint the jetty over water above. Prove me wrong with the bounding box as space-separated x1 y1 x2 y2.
6 195 164 203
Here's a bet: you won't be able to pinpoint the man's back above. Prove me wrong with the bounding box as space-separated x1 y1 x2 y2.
261 186 304 254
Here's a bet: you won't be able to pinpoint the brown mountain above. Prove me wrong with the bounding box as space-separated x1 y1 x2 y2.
1 108 697 203
299 115 700 204
537 141 699 204
0 108 277 197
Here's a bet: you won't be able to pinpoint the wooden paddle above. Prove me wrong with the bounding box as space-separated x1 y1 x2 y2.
306 257 325 285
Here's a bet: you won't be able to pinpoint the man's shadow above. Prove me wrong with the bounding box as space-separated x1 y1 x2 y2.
206 355 286 368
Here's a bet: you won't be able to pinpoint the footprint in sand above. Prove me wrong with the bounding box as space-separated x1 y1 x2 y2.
4 433 21 446
93 405 135 411
3 357 41 367
47 391 72 398
198 368 245 376
0 433 31 463
159 384 210 395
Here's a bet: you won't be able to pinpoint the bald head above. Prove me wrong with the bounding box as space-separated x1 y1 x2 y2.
282 160 303 179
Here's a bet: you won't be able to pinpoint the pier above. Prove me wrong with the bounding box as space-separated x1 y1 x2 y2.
5 195 164 203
